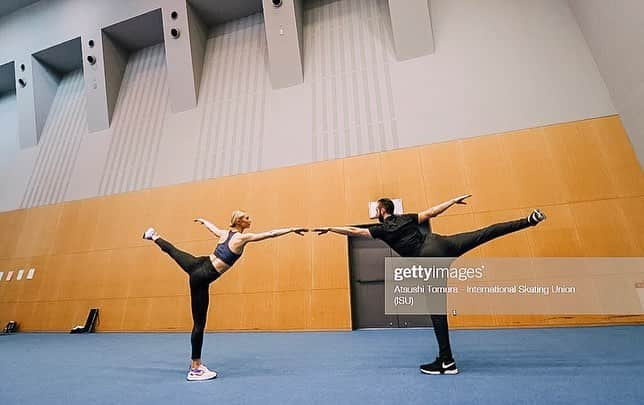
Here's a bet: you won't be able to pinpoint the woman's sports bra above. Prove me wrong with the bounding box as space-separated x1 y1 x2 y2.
213 231 242 266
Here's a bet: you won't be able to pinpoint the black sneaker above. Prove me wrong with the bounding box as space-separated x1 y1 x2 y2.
528 209 546 226
420 357 459 375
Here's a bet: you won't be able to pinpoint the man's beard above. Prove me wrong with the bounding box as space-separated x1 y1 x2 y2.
378 214 384 223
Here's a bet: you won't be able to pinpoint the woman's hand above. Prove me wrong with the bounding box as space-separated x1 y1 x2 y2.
193 218 205 225
292 227 309 236
453 194 472 205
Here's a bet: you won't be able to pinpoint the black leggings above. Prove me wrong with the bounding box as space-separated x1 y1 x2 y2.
155 238 220 360
420 217 532 359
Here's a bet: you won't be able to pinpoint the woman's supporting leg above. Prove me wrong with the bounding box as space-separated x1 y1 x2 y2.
189 282 210 361
154 238 200 275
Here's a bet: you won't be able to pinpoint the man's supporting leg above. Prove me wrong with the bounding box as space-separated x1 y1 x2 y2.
430 314 453 359
421 314 459 375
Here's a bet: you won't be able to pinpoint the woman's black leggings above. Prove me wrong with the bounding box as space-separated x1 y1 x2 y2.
419 217 532 359
154 238 220 360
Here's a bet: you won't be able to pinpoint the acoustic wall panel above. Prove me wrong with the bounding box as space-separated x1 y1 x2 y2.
306 0 398 161
21 71 87 208
193 14 269 180
98 44 170 195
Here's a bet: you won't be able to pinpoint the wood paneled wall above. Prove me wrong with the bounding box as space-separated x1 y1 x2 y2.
0 115 642 331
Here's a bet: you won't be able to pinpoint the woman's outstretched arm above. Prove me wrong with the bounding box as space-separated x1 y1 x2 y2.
241 227 308 243
417 194 471 223
194 218 225 238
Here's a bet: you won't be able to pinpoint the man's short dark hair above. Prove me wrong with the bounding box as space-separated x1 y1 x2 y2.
377 198 394 214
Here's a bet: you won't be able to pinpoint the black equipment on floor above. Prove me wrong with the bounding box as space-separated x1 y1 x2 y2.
70 308 99 334
1 321 18 335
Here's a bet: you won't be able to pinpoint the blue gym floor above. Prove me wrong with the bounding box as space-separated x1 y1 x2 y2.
1 326 643 404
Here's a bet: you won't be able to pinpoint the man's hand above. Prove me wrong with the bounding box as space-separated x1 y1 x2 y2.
453 194 472 205
313 227 330 235
193 218 205 224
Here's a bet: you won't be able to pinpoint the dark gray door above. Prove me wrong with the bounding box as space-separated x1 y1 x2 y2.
349 235 431 329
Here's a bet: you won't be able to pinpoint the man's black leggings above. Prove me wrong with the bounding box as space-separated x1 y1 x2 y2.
154 238 220 360
419 217 532 359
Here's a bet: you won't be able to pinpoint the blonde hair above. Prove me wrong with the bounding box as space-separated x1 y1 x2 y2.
230 210 247 227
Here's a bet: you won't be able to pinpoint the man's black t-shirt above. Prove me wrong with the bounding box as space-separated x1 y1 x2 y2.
368 213 424 257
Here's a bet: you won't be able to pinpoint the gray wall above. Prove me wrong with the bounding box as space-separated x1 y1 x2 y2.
20 70 87 207
568 0 644 167
0 0 618 212
0 93 18 174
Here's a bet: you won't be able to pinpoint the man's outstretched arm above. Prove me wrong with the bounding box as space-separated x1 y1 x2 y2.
418 194 472 223
314 226 372 238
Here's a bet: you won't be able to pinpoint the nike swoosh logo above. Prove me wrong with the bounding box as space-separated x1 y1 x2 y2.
442 362 455 368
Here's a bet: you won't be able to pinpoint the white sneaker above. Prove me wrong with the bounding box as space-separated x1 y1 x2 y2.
186 364 217 381
528 209 546 226
142 227 156 240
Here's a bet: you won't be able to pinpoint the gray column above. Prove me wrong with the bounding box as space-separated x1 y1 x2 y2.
161 0 207 113
16 55 60 148
0 62 16 95
262 0 304 89
388 0 434 61
83 31 127 132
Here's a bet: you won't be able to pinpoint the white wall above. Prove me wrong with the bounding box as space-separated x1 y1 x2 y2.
267 0 617 162
568 0 644 167
394 0 615 146
0 0 619 212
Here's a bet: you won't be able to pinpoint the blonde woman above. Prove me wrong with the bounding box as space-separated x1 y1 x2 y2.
142 211 307 381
